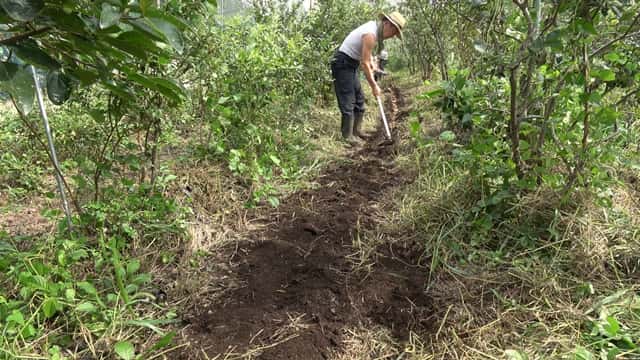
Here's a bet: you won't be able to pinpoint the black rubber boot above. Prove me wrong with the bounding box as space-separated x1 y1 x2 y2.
341 115 362 146
353 112 367 140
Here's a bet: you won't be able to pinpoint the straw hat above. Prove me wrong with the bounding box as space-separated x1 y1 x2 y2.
381 11 406 39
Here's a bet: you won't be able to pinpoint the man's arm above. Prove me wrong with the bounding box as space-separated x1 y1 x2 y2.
361 34 381 97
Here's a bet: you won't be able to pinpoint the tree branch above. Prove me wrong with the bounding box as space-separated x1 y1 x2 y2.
590 11 640 58
616 87 640 106
10 97 83 215
0 27 52 45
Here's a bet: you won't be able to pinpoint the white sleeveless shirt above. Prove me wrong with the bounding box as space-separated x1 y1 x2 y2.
338 21 378 61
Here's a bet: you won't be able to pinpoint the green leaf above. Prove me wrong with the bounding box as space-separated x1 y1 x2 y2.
67 67 99 86
42 297 60 318
40 8 86 33
104 37 150 61
6 309 25 325
99 3 121 29
102 33 152 61
269 155 281 166
10 40 60 70
127 18 165 42
126 260 140 275
124 71 184 101
0 61 19 81
575 19 597 35
603 316 620 337
268 196 279 207
145 9 188 30
21 324 36 338
151 331 175 350
607 348 621 360
46 70 72 105
409 120 421 138
117 30 165 55
77 281 97 296
114 341 135 360
4 65 35 115
604 52 621 63
0 0 44 21
65 288 75 301
102 79 135 99
132 273 151 285
147 15 184 54
207 0 217 5
439 130 456 142
139 0 152 15
544 29 565 49
574 346 594 360
419 88 444 99
505 350 528 360
592 69 615 82
75 302 96 313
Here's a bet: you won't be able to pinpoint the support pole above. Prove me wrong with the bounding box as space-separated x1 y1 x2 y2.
30 66 73 230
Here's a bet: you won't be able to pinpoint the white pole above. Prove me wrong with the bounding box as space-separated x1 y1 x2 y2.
376 96 392 140
30 66 73 230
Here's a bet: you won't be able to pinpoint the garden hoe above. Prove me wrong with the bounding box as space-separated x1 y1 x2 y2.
376 95 394 146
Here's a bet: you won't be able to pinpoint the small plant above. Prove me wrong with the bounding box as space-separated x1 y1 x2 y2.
576 291 640 359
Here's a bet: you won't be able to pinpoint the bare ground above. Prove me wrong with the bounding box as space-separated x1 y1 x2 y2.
175 86 435 359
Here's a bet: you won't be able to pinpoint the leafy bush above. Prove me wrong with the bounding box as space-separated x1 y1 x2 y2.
181 15 322 205
0 230 176 359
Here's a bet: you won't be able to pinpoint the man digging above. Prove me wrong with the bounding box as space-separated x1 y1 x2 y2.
330 11 406 146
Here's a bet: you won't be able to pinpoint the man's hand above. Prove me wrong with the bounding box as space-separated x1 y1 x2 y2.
372 83 381 97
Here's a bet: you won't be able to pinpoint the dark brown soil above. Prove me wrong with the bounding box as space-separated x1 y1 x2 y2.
178 86 434 359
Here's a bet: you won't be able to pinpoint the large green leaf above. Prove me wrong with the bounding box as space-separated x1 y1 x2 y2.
0 61 19 81
0 0 44 21
101 29 166 61
145 9 188 30
117 30 165 55
127 13 184 54
127 18 165 42
46 70 72 105
148 77 185 101
10 40 60 69
67 67 99 86
148 16 183 53
102 79 135 99
39 8 86 33
592 68 616 82
2 65 35 115
124 71 183 102
42 297 61 318
102 36 150 61
100 3 121 29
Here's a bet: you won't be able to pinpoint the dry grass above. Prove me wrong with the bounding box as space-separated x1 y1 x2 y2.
351 155 640 359
338 79 640 359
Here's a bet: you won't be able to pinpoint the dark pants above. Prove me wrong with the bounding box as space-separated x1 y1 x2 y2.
330 51 365 119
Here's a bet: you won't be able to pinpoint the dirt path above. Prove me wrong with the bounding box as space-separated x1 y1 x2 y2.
179 86 433 359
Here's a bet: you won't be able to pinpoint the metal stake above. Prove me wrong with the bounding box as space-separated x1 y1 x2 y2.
30 66 73 230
